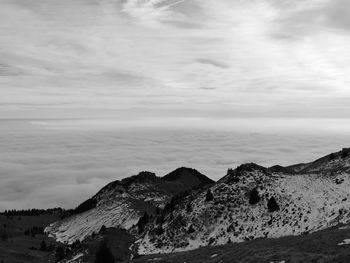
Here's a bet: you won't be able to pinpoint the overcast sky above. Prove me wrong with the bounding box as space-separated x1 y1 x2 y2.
1 0 350 210
1 0 350 119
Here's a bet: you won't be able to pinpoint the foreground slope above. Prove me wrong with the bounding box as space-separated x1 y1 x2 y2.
45 169 213 243
133 223 350 263
139 148 350 254
0 211 62 263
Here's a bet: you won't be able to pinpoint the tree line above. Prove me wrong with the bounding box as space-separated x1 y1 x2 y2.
2 208 64 216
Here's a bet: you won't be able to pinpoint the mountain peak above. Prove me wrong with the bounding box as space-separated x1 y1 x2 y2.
163 167 214 186
120 171 157 188
236 163 267 172
221 163 268 185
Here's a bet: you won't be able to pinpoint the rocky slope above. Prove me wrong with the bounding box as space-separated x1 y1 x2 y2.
138 148 350 254
45 168 213 243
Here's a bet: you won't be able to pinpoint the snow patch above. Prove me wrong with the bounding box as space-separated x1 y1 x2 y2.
66 252 84 263
338 239 350 246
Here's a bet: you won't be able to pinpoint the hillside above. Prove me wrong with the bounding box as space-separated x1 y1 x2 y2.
44 148 350 262
138 149 350 254
133 222 350 263
272 148 350 174
0 210 63 263
45 168 213 244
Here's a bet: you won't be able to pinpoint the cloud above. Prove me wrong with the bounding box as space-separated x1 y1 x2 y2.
1 0 350 118
196 58 230 69
0 118 349 210
275 0 350 35
122 0 187 26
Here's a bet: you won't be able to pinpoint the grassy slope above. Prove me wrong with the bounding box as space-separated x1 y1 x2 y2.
131 224 350 263
3 214 350 263
0 214 60 263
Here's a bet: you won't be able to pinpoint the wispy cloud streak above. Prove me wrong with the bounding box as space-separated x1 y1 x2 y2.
0 0 350 118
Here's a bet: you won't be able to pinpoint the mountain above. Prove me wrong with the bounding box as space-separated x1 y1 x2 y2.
45 168 213 243
270 148 350 174
163 167 215 188
46 148 350 259
138 148 350 254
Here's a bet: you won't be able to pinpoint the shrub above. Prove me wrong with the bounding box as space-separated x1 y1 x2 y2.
187 225 195 234
154 226 164 235
39 240 47 251
186 202 192 213
1 233 8 241
55 246 66 261
156 214 164 225
95 242 114 263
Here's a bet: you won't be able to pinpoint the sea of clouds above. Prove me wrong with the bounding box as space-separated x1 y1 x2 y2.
0 117 349 210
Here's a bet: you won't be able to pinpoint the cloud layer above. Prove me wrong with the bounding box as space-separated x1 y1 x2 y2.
0 118 349 210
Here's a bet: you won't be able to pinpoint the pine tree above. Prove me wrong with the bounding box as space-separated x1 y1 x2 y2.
205 189 214 202
137 212 149 233
95 242 115 263
99 225 106 233
342 149 349 158
249 188 260 205
267 196 280 212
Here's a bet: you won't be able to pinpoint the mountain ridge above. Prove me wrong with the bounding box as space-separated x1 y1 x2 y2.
45 167 213 243
138 148 350 254
45 148 350 257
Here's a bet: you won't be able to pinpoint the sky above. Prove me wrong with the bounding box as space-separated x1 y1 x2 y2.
1 0 350 118
0 0 350 209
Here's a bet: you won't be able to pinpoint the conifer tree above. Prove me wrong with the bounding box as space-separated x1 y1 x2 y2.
95 242 114 263
249 188 260 205
267 196 280 212
205 189 214 202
